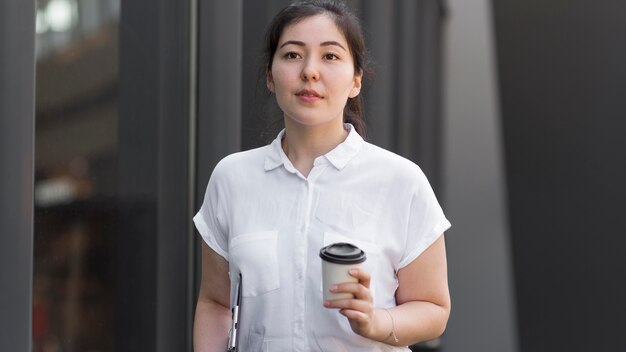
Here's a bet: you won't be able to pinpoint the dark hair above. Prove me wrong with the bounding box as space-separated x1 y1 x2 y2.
263 0 370 137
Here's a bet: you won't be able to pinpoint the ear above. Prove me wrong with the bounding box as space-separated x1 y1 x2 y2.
266 69 275 93
349 70 363 98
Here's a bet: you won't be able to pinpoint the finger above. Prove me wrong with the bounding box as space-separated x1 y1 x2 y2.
339 308 370 323
332 282 372 301
324 297 372 313
349 268 371 289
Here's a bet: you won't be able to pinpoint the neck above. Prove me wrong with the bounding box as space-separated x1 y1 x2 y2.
282 119 348 177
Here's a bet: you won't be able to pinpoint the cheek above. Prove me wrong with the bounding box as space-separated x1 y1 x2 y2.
328 68 357 92
271 67 295 92
332 78 358 99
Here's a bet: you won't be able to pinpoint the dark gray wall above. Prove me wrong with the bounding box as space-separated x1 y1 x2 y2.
118 0 193 350
361 0 446 190
195 0 244 300
441 1 519 351
0 0 35 351
494 1 626 351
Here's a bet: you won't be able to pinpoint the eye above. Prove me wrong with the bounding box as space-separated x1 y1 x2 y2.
284 52 301 60
323 53 339 60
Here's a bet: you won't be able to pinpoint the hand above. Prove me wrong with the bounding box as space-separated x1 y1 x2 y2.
323 268 377 339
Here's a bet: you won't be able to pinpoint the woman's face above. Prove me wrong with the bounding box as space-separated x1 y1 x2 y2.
268 14 362 129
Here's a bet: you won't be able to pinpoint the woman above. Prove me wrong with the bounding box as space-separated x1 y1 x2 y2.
193 1 451 351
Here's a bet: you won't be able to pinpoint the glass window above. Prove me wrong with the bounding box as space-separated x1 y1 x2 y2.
33 0 119 351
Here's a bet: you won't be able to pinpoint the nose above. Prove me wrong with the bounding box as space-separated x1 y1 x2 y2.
301 59 320 81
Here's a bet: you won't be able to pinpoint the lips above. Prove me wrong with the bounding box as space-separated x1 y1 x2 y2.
295 88 322 98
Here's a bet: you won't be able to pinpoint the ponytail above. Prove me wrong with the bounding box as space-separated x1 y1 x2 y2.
344 95 366 138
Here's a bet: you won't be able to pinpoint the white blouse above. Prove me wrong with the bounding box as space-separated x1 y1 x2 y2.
194 124 451 352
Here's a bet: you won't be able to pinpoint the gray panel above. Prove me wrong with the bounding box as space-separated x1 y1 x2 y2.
396 0 422 161
156 0 193 350
415 0 445 191
117 0 160 348
197 0 243 192
0 0 35 350
118 0 193 350
494 1 626 351
241 0 271 150
194 0 244 310
361 0 395 148
394 0 446 191
360 1 445 193
240 0 291 150
442 0 519 351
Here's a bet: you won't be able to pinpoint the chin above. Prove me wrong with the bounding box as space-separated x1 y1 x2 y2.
284 112 341 128
289 118 338 129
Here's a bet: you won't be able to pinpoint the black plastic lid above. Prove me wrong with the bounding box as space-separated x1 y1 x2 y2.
319 242 366 265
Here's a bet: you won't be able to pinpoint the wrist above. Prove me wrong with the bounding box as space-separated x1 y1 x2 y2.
370 308 399 344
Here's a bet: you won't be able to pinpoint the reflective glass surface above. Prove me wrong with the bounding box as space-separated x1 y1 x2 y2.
34 1 120 351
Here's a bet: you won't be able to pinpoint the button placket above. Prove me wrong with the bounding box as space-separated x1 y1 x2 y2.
293 180 308 351
294 165 326 350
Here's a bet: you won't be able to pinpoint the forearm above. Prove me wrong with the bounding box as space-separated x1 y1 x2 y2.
370 301 450 347
193 298 231 352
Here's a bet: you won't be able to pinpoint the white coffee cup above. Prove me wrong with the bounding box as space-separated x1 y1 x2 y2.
319 242 367 301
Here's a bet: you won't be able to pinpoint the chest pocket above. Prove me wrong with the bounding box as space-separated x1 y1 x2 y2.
230 230 280 297
315 193 379 235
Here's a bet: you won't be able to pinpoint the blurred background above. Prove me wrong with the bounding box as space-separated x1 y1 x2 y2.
1 0 625 351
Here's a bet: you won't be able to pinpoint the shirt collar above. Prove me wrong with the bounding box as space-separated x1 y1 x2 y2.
264 123 364 172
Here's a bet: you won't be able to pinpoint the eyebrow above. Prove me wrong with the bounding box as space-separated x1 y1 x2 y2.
279 40 347 51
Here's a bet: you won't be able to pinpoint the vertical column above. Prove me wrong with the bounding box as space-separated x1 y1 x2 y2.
240 0 291 151
0 0 36 350
415 0 446 192
442 0 519 351
494 1 626 350
118 0 194 349
361 0 396 149
195 0 244 300
156 0 193 350
118 0 160 349
197 0 243 190
395 0 421 162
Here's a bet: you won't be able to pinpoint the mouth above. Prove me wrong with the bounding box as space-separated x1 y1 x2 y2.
295 89 322 98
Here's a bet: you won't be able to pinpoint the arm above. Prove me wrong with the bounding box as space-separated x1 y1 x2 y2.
193 241 232 352
386 234 450 345
325 234 450 346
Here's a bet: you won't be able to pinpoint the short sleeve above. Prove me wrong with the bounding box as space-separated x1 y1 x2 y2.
193 162 230 260
397 170 451 269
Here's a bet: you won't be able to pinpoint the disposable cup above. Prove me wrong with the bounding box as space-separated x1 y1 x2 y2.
319 242 366 301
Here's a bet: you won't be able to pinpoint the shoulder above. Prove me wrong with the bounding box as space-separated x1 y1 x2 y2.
216 145 269 168
352 141 435 196
210 145 270 182
360 142 426 176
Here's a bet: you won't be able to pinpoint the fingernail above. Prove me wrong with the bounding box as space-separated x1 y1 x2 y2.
349 269 358 275
330 284 337 292
323 300 330 307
